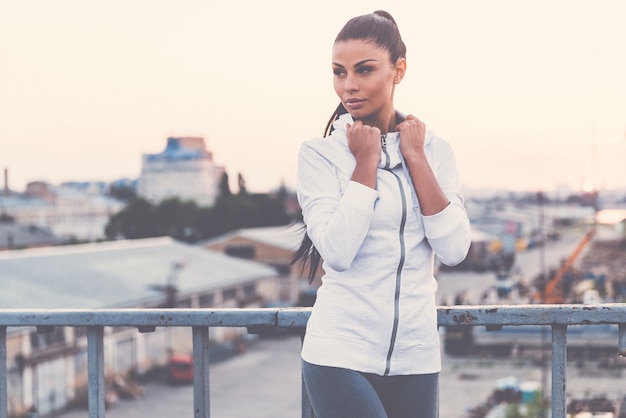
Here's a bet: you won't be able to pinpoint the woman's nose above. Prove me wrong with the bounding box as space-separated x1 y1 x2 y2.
344 73 359 93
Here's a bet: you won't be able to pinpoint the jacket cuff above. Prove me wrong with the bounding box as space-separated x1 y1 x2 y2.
423 203 465 238
345 181 379 208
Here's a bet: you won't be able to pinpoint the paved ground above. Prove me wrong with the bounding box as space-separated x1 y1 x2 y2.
58 333 625 418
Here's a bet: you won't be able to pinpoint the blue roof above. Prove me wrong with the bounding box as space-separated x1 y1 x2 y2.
145 137 208 162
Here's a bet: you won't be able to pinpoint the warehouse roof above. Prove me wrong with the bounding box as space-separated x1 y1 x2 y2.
0 237 277 309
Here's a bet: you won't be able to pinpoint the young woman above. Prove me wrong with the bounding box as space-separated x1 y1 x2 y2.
293 10 472 418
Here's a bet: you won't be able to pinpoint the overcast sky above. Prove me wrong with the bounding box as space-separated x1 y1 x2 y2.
1 0 625 195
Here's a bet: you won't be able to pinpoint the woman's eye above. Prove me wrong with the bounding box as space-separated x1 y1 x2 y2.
357 67 373 74
333 69 346 77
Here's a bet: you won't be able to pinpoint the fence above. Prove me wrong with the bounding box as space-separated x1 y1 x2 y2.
1 304 625 418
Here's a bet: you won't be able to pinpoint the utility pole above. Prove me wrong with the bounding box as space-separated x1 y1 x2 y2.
163 261 185 308
150 261 186 308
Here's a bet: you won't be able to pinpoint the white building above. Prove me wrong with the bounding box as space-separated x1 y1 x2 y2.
138 137 224 207
0 182 125 241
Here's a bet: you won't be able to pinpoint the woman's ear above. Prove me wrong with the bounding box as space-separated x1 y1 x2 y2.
393 58 407 84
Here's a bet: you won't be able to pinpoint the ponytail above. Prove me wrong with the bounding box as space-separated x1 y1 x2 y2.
291 103 348 282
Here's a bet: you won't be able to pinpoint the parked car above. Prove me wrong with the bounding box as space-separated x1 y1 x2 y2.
167 354 194 384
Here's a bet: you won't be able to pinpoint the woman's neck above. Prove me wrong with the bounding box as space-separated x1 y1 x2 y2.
357 108 397 134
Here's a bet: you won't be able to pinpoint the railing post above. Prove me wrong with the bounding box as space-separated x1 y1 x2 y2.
192 326 210 418
551 324 567 418
87 326 106 418
0 327 8 418
619 323 626 357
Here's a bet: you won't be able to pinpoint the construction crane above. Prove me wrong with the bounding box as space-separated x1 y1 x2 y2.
541 227 596 304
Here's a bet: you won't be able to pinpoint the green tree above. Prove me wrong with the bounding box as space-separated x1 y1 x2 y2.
109 184 138 201
105 189 293 242
237 173 247 195
105 198 157 239
218 172 232 197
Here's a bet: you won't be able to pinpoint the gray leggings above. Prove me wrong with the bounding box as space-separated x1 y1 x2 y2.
302 360 438 418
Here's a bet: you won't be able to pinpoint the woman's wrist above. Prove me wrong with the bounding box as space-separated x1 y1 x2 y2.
354 153 380 168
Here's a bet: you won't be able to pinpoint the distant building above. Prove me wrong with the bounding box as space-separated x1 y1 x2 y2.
0 182 125 241
138 137 225 207
0 222 65 250
199 223 323 305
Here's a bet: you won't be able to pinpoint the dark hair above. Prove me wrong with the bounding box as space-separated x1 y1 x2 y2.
291 11 407 282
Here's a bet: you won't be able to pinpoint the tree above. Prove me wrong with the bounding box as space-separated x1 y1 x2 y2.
109 184 138 201
105 186 293 242
105 198 157 239
218 172 231 197
237 173 247 195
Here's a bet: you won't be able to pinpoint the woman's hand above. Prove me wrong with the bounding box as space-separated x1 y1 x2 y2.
347 121 381 165
347 120 380 189
397 114 426 162
397 114 450 215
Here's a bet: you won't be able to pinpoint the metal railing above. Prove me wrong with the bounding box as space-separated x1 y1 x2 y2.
1 304 625 418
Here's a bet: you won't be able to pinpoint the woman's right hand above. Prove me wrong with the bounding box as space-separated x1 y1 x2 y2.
346 121 380 189
346 120 381 165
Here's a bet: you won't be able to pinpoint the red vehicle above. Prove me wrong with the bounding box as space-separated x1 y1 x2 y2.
167 354 194 384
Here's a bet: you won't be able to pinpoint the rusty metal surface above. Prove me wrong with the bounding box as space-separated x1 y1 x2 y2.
0 304 624 328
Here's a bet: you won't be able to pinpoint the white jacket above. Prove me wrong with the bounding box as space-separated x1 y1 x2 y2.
297 113 471 375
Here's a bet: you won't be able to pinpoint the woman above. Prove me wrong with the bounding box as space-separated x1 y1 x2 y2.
293 10 471 418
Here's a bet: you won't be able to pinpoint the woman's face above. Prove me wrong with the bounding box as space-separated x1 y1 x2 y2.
332 39 405 131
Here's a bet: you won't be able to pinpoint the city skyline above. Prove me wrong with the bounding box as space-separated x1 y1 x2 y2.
2 0 626 194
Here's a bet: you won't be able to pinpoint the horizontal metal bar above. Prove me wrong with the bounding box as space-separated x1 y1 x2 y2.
0 304 624 328
438 304 626 326
0 308 283 327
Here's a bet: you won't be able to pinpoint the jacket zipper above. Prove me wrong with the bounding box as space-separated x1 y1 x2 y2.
381 134 391 169
381 135 408 376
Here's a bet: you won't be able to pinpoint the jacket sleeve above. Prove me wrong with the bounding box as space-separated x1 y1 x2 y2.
296 141 379 271
422 140 471 266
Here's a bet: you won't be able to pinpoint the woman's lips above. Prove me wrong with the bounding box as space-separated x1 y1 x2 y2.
345 99 365 110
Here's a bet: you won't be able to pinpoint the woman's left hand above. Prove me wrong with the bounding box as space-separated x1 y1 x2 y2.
397 114 426 161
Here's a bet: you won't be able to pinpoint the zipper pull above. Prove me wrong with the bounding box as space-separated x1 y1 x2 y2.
381 134 387 148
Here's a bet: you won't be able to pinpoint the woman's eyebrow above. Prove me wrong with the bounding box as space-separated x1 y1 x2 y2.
332 59 378 68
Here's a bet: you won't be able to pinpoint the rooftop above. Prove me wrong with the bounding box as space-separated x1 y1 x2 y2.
144 137 212 162
199 223 305 252
0 237 277 309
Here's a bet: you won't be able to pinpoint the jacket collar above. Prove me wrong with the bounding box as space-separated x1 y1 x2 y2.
329 112 432 170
